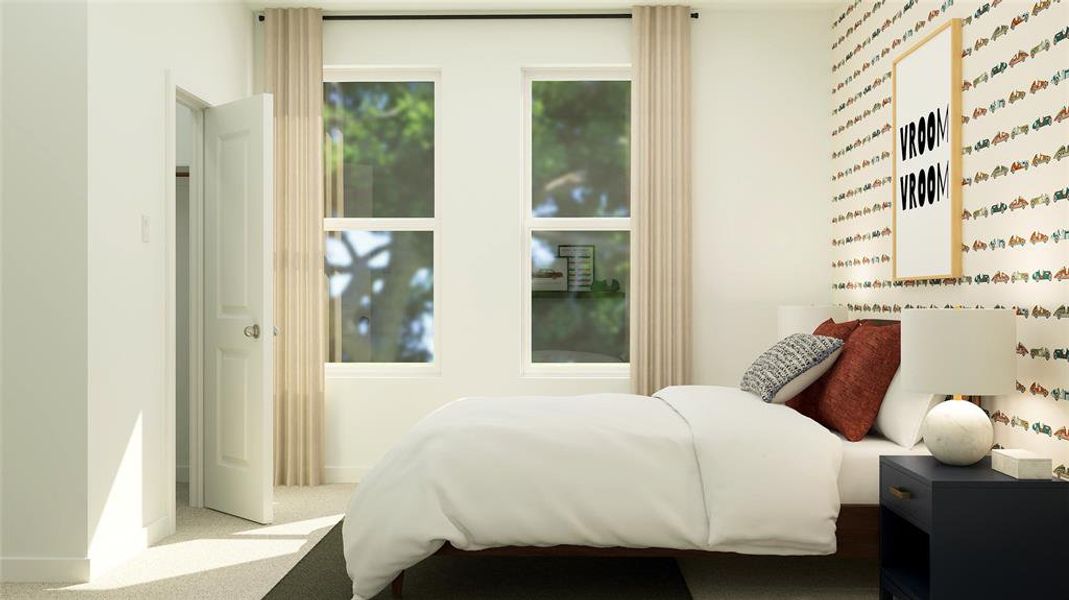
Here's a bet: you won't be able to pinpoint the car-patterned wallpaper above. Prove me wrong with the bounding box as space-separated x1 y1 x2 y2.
830 0 1069 476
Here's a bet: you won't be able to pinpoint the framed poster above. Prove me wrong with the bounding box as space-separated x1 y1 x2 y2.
892 19 962 280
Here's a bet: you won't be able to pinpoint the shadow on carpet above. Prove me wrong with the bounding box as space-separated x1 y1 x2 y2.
263 522 693 600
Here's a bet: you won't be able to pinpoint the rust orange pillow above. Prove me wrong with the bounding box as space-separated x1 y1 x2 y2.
812 322 901 441
813 318 861 341
785 319 862 417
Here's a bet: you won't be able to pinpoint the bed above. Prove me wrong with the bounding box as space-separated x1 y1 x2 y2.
341 383 927 600
837 433 929 504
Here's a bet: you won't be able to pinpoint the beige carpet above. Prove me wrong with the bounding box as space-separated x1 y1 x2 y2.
0 483 352 600
2 483 878 599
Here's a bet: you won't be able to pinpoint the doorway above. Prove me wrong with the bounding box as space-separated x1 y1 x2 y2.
175 100 198 511
173 92 207 519
164 80 276 538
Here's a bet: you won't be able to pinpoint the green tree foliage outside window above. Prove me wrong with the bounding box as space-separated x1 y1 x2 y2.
530 80 631 363
531 231 630 363
324 82 435 363
324 81 434 218
531 80 630 218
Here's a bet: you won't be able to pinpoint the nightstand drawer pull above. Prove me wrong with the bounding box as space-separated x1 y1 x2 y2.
889 486 912 500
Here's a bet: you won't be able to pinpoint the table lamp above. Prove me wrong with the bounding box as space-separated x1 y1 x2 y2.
901 308 1016 466
777 305 849 339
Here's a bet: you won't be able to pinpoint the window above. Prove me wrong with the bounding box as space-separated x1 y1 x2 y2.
524 70 632 372
323 72 439 370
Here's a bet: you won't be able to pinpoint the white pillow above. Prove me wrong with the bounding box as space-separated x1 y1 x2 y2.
770 347 842 403
873 370 942 447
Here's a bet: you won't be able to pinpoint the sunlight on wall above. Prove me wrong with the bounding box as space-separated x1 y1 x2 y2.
88 414 144 578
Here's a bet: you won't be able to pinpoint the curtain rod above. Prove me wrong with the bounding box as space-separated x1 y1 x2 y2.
257 12 699 22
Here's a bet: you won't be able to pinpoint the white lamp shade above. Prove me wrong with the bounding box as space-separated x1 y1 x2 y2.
777 305 848 339
900 309 1016 396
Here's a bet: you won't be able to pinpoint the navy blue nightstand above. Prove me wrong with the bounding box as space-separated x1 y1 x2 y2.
879 455 1069 600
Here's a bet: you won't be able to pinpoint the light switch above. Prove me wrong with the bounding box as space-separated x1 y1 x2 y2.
141 215 150 243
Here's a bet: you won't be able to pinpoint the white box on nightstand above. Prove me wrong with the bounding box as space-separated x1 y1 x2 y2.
991 449 1052 480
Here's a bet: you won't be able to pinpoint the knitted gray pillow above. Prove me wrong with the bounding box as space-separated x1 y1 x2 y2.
740 334 845 404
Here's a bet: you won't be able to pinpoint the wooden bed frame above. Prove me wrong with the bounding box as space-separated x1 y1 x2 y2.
389 504 878 597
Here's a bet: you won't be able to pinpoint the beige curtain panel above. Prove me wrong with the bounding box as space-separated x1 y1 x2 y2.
265 7 326 486
631 5 693 396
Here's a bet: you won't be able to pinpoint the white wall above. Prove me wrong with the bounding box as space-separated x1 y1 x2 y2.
321 18 635 482
0 3 832 578
1 2 253 580
84 1 253 575
1 0 91 582
85 0 254 573
690 8 833 385
319 9 832 480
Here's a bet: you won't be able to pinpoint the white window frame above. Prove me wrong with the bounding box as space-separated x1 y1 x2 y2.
323 66 442 378
521 66 632 378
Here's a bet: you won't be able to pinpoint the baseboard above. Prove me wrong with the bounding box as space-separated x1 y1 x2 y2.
176 464 189 483
0 516 173 583
87 514 174 580
0 556 90 583
323 466 371 483
144 514 173 547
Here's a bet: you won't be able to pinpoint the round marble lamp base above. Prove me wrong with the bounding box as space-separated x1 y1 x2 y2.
922 400 994 466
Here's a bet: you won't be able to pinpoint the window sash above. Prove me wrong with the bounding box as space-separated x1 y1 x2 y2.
324 67 441 373
325 227 440 375
522 69 633 377
523 226 632 377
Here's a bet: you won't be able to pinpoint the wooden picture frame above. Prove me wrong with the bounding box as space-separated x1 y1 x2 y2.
891 19 962 281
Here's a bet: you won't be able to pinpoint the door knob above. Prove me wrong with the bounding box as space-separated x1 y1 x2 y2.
244 324 261 339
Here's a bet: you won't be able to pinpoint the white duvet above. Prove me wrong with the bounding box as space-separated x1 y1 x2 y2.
342 385 843 600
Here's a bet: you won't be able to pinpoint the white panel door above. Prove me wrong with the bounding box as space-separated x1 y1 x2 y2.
203 94 274 524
